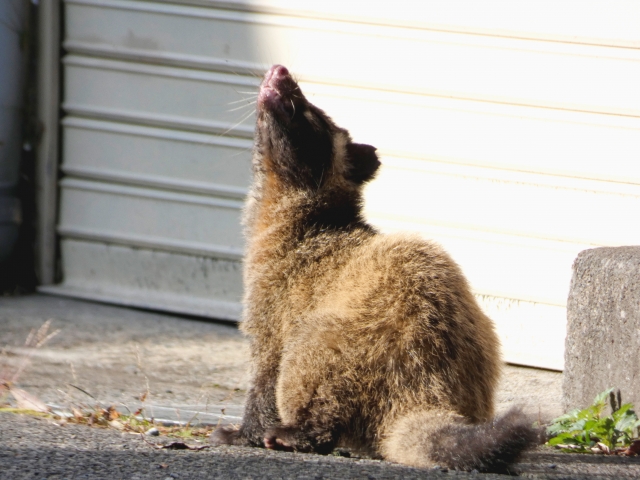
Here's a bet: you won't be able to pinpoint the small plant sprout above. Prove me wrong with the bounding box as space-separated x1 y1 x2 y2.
1 320 60 413
547 388 640 455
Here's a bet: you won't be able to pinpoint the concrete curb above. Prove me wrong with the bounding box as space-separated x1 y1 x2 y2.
564 246 640 411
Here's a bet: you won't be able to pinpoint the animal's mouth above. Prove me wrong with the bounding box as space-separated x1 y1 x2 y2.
258 65 300 119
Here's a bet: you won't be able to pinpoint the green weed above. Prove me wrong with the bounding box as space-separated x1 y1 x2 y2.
547 388 640 454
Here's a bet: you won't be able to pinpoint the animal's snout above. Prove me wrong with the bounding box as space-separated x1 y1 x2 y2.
258 65 296 116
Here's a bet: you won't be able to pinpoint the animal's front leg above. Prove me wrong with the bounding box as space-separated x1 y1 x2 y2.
210 358 281 447
262 333 347 455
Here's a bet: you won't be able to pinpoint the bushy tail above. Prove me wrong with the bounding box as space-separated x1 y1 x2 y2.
381 407 539 474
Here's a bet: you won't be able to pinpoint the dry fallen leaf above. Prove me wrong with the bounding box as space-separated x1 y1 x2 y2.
71 407 84 420
107 406 120 421
628 440 640 455
618 439 640 456
109 420 125 430
555 444 581 450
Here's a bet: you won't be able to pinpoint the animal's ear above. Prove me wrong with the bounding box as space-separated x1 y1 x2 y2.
345 143 380 184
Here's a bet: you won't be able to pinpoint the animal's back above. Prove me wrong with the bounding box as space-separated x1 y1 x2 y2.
275 233 501 455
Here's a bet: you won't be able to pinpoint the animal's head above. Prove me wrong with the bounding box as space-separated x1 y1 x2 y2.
254 65 380 194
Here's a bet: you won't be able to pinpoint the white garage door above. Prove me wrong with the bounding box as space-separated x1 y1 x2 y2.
43 0 640 370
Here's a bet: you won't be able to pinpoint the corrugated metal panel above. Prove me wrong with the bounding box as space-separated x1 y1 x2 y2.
63 0 640 115
58 178 244 254
158 0 640 49
61 118 252 198
49 0 640 370
47 0 257 317
53 239 243 320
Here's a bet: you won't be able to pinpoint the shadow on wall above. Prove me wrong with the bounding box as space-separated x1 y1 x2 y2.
0 0 38 294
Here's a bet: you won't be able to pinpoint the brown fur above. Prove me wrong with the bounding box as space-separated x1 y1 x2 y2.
210 65 537 472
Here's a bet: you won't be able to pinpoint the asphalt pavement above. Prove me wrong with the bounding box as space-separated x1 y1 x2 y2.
2 294 640 479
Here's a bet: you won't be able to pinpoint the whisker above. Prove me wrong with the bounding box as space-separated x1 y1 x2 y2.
228 96 258 105
219 109 255 137
316 168 325 191
231 146 254 158
228 100 257 113
226 66 263 80
290 99 296 119
245 68 264 79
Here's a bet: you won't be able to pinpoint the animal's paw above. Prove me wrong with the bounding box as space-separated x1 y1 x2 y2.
264 426 307 452
209 425 252 446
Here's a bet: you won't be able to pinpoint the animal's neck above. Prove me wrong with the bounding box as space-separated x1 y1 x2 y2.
244 182 367 260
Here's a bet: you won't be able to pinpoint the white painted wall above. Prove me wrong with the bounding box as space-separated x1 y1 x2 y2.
48 0 640 370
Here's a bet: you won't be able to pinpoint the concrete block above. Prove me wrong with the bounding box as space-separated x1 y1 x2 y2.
563 246 640 411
